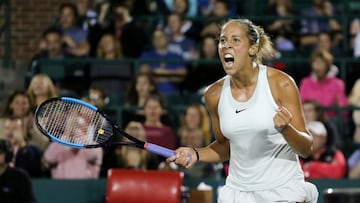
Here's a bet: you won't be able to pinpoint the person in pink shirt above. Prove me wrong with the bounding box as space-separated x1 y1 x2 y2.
43 143 103 179
299 50 348 119
142 94 178 150
43 108 103 179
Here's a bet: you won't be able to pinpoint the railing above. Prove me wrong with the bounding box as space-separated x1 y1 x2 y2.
29 57 360 90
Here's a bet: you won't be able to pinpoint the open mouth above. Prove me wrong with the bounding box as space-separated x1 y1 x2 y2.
224 54 234 62
224 54 234 67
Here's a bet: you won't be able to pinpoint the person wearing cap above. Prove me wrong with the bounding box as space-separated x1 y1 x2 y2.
300 121 347 180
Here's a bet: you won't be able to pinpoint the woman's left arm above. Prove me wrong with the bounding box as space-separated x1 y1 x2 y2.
270 69 313 158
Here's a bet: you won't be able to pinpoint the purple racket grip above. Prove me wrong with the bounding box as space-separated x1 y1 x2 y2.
145 143 175 158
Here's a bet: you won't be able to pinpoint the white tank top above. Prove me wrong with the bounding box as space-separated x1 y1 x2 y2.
218 64 304 191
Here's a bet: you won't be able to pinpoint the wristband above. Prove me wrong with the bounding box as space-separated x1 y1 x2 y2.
192 147 199 162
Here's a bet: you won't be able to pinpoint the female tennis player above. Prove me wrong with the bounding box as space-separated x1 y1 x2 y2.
167 18 319 203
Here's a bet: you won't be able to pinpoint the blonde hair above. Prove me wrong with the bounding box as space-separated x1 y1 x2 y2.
349 79 360 106
27 73 58 107
179 103 212 145
221 18 275 63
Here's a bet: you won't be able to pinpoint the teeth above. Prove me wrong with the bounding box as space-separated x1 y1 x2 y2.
224 53 234 63
225 54 233 58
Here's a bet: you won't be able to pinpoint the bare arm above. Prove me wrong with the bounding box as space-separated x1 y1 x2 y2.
63 36 90 57
269 68 313 158
167 80 230 168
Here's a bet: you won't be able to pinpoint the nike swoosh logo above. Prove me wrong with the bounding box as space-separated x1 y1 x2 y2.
235 108 247 113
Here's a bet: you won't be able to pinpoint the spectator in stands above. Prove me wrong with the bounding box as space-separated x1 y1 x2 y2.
95 33 123 59
43 141 103 179
183 34 224 92
165 13 197 60
83 86 110 109
75 0 98 31
299 50 348 120
27 73 58 111
4 117 44 178
139 28 187 94
303 99 343 151
348 78 360 143
299 0 342 53
0 90 49 150
199 0 238 17
100 121 159 176
178 103 213 145
262 0 299 52
56 3 92 94
200 0 232 39
89 2 148 58
142 94 178 150
300 121 347 179
0 90 34 139
122 73 162 127
162 0 202 42
26 27 68 88
314 32 342 57
125 73 161 108
0 139 37 203
162 0 198 17
58 2 90 57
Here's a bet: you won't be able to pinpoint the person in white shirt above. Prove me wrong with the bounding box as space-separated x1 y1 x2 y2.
167 18 318 203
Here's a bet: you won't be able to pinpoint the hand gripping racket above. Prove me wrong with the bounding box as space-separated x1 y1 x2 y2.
35 97 175 158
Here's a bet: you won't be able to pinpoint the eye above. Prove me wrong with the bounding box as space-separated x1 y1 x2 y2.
233 38 240 43
219 38 226 44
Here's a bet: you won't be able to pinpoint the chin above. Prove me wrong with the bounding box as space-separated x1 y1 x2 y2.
224 68 236 75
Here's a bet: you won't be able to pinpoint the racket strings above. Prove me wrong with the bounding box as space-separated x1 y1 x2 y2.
37 100 114 145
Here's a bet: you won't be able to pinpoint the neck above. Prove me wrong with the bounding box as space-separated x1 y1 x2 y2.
104 53 116 59
156 48 168 55
145 119 162 127
231 65 258 88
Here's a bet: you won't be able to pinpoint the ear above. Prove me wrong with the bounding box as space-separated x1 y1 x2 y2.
248 45 259 56
248 47 256 56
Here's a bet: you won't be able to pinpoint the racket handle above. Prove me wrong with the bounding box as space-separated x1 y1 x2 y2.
145 143 175 158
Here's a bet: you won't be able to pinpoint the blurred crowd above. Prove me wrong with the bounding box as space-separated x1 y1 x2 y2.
1 0 360 185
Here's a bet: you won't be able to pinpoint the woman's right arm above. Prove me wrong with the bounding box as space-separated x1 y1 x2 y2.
201 81 230 163
167 80 230 168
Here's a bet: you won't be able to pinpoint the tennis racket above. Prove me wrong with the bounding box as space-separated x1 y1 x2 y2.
35 97 175 158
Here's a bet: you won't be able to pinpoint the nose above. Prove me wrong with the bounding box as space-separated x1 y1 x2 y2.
221 41 232 49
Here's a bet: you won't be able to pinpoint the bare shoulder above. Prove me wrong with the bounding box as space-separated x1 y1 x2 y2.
267 67 299 105
267 67 297 90
204 77 225 108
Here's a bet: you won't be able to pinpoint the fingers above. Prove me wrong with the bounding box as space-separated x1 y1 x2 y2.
274 106 292 132
166 147 195 169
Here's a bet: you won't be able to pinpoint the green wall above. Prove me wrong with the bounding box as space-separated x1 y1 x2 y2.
32 178 360 203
